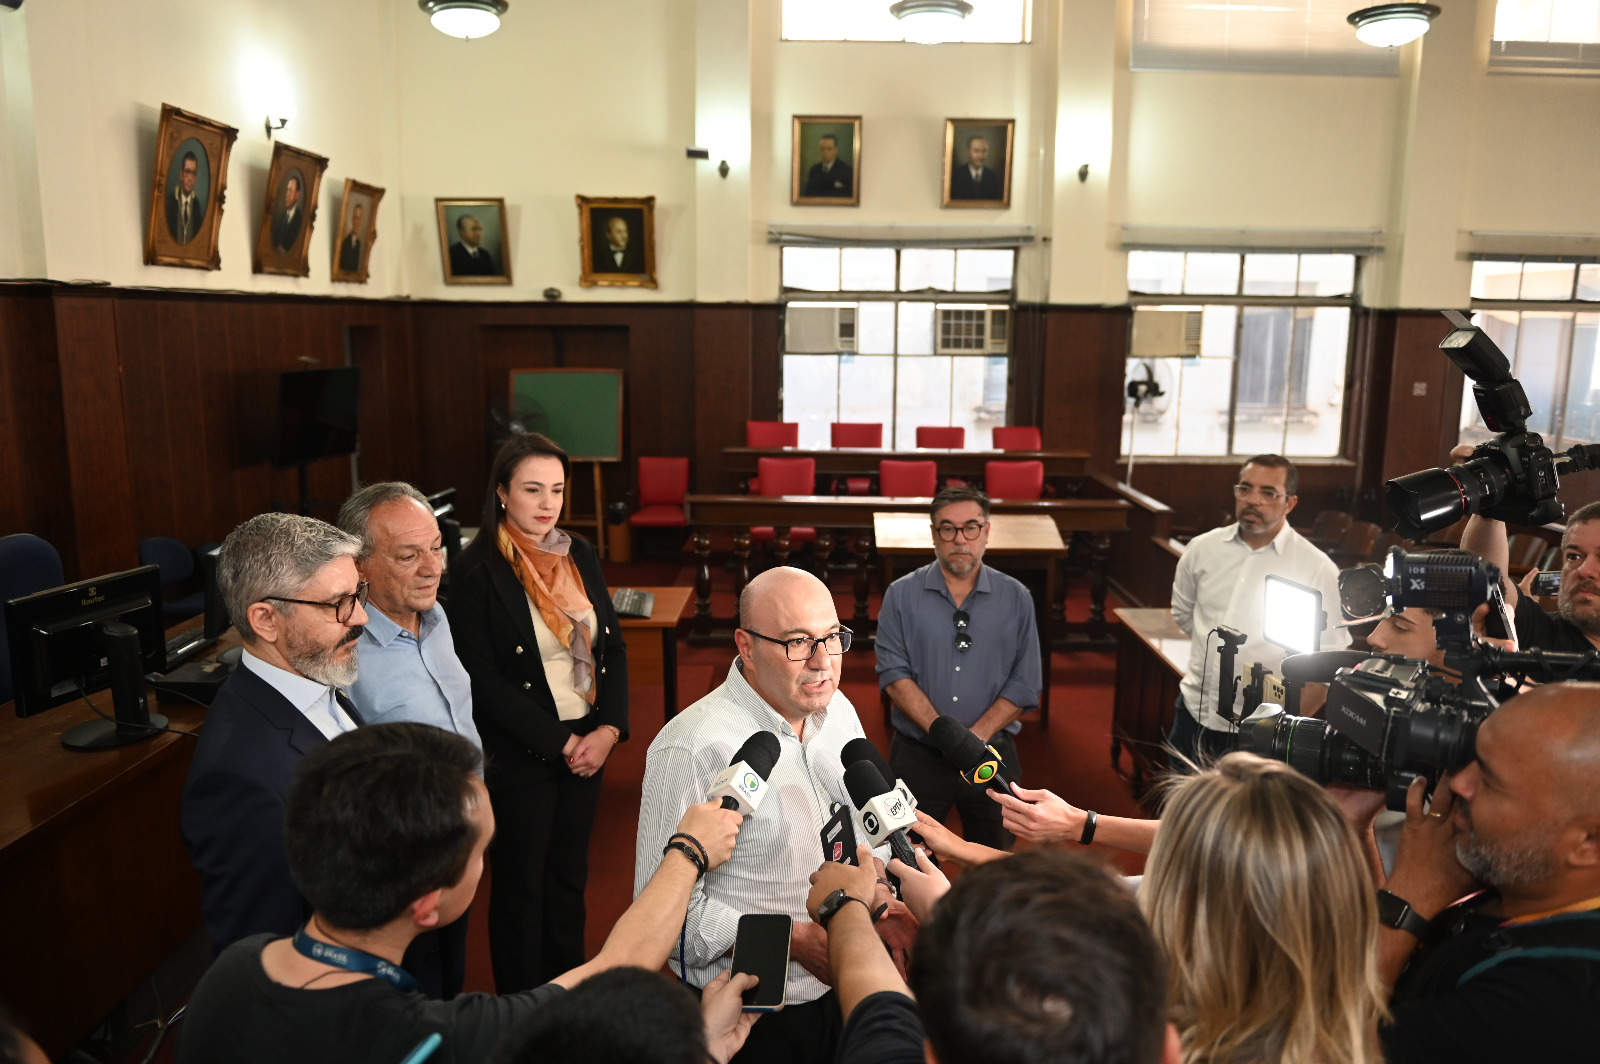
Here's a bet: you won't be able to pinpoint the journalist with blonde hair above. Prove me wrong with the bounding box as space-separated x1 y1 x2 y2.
1140 752 1386 1064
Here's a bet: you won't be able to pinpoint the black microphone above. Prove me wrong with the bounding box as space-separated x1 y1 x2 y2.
706 732 781 815
842 737 918 813
1280 651 1374 685
927 715 1015 795
842 760 919 870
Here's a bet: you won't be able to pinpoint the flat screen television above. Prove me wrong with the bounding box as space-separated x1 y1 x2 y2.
274 366 361 469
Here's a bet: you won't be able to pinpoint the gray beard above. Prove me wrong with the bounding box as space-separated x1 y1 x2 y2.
1455 825 1559 888
285 626 361 688
940 554 978 578
1557 594 1600 637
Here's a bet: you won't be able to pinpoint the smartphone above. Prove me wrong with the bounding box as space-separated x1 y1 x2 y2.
1531 570 1561 597
731 913 791 1012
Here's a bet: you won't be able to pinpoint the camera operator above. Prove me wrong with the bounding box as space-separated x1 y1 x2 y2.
1351 682 1600 1064
1452 446 1600 655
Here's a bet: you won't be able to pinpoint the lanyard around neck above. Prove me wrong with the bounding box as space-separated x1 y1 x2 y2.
292 924 418 991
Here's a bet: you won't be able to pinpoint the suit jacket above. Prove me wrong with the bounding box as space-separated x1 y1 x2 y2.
338 234 363 273
803 160 854 198
166 190 205 245
180 665 362 952
446 535 629 791
272 207 304 253
450 242 499 276
949 165 1004 201
591 241 645 274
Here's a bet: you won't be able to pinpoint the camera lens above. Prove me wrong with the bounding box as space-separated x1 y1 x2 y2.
1386 455 1513 539
1402 710 1479 772
1240 712 1386 789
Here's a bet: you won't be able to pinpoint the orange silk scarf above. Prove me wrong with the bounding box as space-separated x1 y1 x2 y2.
496 521 597 704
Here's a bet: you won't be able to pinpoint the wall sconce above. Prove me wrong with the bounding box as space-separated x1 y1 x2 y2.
265 114 292 139
687 147 731 179
1077 164 1090 183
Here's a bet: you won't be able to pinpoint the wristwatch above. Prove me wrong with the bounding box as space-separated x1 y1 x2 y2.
815 889 870 931
1376 890 1432 940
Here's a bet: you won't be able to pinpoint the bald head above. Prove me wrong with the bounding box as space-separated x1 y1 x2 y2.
1501 682 1600 814
738 566 830 631
734 567 844 730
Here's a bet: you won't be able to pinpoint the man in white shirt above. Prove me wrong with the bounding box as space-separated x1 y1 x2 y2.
181 513 371 955
1169 454 1348 762
635 566 895 1064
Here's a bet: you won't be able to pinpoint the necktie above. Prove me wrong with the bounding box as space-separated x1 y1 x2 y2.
335 690 365 728
182 200 191 240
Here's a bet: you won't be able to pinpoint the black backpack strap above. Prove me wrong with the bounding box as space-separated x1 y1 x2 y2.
1457 911 1600 986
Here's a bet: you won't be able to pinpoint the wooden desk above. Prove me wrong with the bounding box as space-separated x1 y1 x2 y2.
0 636 211 1058
722 446 1091 483
876 513 1067 724
617 586 693 721
1112 608 1189 797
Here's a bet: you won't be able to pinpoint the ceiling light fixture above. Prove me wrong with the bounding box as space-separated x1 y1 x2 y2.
889 0 973 45
420 0 508 39
1347 3 1440 47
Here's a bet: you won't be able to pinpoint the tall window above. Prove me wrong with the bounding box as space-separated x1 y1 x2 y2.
1123 251 1356 459
782 0 1029 43
1491 0 1600 72
780 247 1015 450
1459 259 1600 449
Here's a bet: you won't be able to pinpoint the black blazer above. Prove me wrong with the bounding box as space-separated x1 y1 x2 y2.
949 165 1003 201
447 535 629 789
180 664 359 952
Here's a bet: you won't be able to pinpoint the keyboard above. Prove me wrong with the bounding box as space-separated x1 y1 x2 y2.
164 626 213 670
611 588 656 619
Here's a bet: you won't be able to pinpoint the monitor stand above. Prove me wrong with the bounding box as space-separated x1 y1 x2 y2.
62 620 169 751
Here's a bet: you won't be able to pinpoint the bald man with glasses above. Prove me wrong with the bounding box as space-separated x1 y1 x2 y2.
875 486 1041 848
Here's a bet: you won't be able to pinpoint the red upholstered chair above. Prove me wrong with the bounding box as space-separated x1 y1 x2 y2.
830 422 883 493
746 421 799 448
992 426 1042 451
916 426 965 449
985 460 1044 500
879 460 938 497
750 456 817 545
630 456 689 527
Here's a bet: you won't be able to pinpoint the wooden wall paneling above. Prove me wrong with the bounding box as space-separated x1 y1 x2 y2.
748 304 781 424
0 288 73 570
189 300 236 542
1008 303 1046 430
693 306 755 492
1039 306 1130 463
620 307 697 508
52 291 139 579
346 321 392 485
410 305 487 503
1381 312 1469 488
1347 306 1396 521
220 299 269 533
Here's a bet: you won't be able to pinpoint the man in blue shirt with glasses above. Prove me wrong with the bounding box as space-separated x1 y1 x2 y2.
875 486 1041 848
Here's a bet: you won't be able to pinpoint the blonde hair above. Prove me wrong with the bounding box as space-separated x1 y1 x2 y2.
1140 753 1387 1064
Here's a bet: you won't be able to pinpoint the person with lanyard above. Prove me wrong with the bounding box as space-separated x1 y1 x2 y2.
635 566 910 1064
446 432 629 993
177 723 756 1064
1331 682 1600 1063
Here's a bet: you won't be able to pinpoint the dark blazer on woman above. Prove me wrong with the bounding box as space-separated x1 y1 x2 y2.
446 534 628 788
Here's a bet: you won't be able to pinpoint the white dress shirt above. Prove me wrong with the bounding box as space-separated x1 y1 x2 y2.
634 659 885 1004
1171 520 1349 731
239 648 357 740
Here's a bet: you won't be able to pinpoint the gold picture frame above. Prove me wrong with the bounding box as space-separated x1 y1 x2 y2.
791 116 861 207
143 104 238 270
435 198 512 285
254 141 329 277
941 118 1014 209
330 179 385 284
577 196 657 289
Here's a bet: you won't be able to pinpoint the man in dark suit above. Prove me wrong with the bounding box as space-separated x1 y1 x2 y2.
802 134 854 198
449 214 499 276
272 174 305 252
338 203 365 273
949 135 1003 201
591 215 644 274
166 151 205 244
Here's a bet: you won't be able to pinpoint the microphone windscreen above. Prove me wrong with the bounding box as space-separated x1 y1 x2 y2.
843 759 893 811
731 731 782 780
927 714 989 770
842 738 893 784
1280 651 1372 684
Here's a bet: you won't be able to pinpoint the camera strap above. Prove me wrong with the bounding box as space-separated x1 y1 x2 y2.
291 925 418 991
1457 912 1600 987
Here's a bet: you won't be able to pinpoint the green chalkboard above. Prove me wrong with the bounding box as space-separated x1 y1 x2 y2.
508 369 623 462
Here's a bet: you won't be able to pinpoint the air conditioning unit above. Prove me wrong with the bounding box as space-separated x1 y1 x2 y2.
1130 309 1202 357
784 304 857 353
936 306 1010 355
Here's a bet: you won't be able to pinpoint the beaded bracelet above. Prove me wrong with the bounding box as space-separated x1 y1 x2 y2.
664 840 705 878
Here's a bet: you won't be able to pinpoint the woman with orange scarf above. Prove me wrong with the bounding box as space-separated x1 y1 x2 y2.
448 433 629 992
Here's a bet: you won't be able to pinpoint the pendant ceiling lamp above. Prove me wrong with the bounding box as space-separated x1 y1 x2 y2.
420 0 508 40
1347 3 1440 47
889 0 974 45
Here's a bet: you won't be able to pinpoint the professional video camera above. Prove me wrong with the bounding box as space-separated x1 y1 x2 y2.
1385 310 1600 540
1239 546 1600 808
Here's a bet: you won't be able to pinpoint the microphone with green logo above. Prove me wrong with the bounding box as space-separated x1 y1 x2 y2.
928 715 1015 795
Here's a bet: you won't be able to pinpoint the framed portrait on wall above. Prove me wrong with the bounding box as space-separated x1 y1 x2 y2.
330 179 385 284
791 116 861 206
576 196 657 289
436 198 512 284
143 104 239 270
253 141 329 277
942 118 1014 209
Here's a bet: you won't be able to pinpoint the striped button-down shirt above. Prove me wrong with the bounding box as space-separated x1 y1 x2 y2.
634 658 885 1004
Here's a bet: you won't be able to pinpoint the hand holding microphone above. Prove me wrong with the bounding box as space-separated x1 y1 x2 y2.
708 732 782 815
675 800 745 872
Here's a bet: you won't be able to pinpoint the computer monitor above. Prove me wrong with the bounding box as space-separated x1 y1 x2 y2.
273 366 361 470
199 544 230 640
5 565 170 749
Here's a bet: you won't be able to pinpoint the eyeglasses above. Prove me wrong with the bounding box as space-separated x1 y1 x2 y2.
260 582 370 624
1232 483 1289 503
953 609 972 652
743 625 853 661
933 521 988 543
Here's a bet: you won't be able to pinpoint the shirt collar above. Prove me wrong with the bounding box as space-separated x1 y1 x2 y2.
1224 520 1291 555
920 559 993 599
240 647 334 715
361 603 440 647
